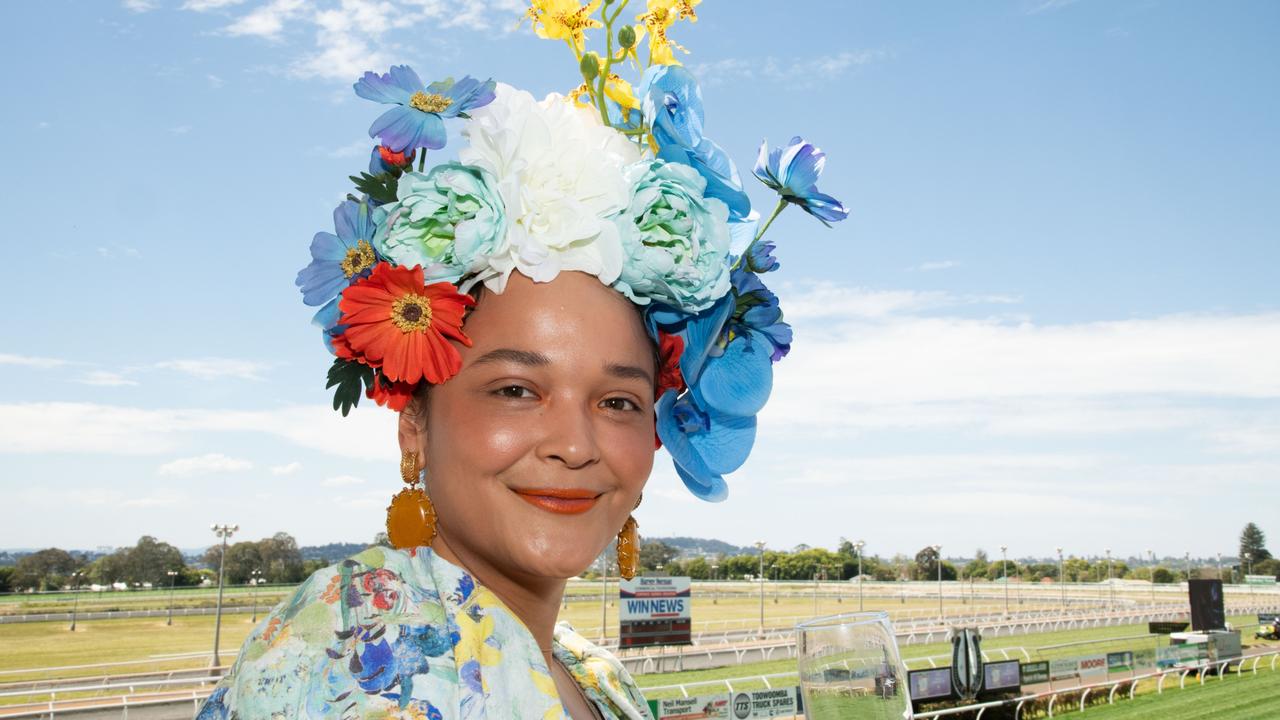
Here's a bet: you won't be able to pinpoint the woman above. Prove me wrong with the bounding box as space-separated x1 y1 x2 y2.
199 7 846 717
199 271 657 719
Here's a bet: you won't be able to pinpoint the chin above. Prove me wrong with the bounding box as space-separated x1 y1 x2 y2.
513 525 608 579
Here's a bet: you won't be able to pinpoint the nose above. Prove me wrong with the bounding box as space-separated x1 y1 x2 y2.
536 394 601 470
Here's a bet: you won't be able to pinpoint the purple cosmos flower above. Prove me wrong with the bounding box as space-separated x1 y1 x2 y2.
730 269 792 363
753 136 849 225
354 66 496 154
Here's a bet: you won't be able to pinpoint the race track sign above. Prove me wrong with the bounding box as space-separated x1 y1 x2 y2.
620 576 692 648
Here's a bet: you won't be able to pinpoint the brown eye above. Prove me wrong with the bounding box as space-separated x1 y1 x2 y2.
602 397 641 412
496 385 536 399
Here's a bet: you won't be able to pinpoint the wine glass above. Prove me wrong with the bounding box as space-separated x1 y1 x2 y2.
797 611 912 719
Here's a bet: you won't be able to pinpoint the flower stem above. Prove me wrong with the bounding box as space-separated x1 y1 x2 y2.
733 198 788 271
417 150 426 173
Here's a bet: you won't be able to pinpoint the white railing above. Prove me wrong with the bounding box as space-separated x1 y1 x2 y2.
913 648 1280 719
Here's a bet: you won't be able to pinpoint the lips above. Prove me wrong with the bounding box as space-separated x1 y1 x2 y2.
512 487 601 515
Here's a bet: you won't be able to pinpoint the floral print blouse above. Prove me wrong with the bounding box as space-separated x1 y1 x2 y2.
197 546 652 719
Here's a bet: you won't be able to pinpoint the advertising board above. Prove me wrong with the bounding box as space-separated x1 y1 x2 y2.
981 660 1021 693
908 667 953 702
1157 644 1207 670
619 576 691 648
1020 661 1050 685
1208 631 1242 661
1245 575 1277 585
1106 651 1134 673
1077 654 1108 679
1049 658 1079 682
650 694 730 720
729 688 801 719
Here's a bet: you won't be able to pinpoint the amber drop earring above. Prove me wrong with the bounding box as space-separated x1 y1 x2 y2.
386 450 438 549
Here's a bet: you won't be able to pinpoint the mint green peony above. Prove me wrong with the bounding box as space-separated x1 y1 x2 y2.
372 163 506 282
612 159 733 312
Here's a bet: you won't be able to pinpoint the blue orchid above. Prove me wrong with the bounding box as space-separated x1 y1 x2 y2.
646 295 733 387
354 66 496 154
656 389 757 502
639 65 751 221
296 199 381 307
753 136 850 225
746 239 780 273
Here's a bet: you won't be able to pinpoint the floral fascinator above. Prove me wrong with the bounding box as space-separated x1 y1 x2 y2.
296 0 849 503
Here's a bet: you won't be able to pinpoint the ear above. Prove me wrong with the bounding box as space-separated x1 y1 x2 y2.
397 400 428 464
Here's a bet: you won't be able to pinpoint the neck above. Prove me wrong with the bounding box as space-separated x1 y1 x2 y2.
429 533 567 653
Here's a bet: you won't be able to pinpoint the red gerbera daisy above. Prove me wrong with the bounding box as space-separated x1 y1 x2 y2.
656 331 686 397
367 373 417 412
333 263 475 385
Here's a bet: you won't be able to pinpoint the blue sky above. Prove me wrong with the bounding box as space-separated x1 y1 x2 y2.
1 0 1277 560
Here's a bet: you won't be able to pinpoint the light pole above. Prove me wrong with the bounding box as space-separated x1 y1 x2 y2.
250 569 263 623
855 540 866 611
1245 552 1252 577
933 545 943 618
166 570 178 626
1000 545 1009 616
1105 548 1113 608
1216 553 1222 584
210 523 239 667
1146 549 1155 604
68 571 83 631
1184 552 1191 583
1056 547 1065 609
711 562 718 604
755 541 766 636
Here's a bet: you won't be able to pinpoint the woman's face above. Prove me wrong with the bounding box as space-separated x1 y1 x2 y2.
401 271 656 581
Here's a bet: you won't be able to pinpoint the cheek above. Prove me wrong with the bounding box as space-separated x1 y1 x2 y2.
601 418 657 489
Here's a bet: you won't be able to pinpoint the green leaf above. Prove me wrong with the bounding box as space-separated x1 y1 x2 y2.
325 358 375 417
349 171 400 206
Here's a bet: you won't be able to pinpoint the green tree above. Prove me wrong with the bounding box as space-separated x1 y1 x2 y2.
1240 522 1272 563
964 550 989 580
126 536 185 586
683 557 710 580
638 541 680 574
0 566 14 592
914 546 940 580
13 548 81 590
258 532 305 583
1151 567 1175 584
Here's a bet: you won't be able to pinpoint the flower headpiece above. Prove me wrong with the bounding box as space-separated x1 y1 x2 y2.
297 0 848 502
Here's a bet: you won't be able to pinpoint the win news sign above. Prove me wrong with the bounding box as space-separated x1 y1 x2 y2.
620 576 692 648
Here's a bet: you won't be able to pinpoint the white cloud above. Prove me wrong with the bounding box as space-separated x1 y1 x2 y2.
225 0 306 38
207 73 226 88
781 283 1018 321
123 0 160 12
76 371 139 387
183 0 249 9
321 474 367 487
0 353 74 368
271 461 302 475
0 402 395 459
169 124 193 134
157 453 253 477
153 358 270 380
694 50 887 88
911 260 961 272
1027 0 1081 14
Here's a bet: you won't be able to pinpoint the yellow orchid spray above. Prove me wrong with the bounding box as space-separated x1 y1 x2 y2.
523 0 604 55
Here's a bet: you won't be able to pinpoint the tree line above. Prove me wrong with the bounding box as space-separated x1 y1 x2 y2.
0 533 324 592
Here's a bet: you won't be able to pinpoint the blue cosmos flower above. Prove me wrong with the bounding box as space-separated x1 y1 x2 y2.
746 239 779 273
638 65 751 221
354 638 396 693
296 199 380 307
312 298 345 355
730 269 791 363
354 66 497 154
753 136 850 225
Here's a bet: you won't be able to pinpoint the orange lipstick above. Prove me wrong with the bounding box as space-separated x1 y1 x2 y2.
512 488 600 515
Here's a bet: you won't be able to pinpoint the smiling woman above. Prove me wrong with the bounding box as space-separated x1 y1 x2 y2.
197 2 846 718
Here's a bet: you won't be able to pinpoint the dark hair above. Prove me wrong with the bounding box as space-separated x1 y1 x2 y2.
410 282 661 409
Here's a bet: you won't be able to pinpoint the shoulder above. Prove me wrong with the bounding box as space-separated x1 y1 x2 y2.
199 545 458 718
554 623 653 720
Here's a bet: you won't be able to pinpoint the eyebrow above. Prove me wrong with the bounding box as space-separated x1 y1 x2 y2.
471 348 653 385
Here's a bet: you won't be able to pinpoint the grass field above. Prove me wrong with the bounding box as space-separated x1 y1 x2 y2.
1067 668 1280 719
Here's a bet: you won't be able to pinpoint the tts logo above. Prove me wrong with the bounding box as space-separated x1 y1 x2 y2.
732 693 751 719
